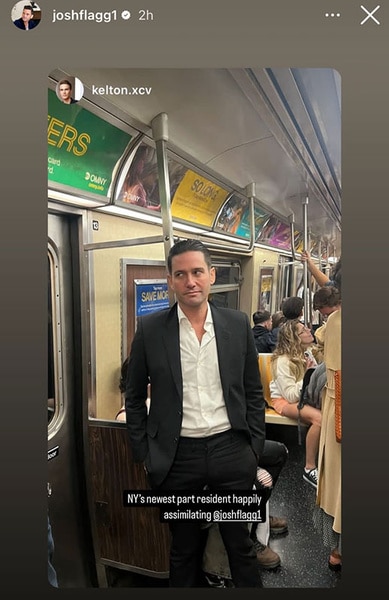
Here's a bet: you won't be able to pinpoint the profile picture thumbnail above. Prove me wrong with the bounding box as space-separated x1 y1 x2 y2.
56 77 84 105
12 1 41 30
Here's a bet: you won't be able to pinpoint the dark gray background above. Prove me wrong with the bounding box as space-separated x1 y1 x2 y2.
1 1 387 595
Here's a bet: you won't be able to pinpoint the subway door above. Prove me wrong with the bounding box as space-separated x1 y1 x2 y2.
48 213 96 587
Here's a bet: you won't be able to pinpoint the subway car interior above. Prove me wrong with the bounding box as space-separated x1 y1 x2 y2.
48 67 341 587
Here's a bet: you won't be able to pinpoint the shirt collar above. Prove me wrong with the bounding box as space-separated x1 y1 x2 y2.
177 302 213 326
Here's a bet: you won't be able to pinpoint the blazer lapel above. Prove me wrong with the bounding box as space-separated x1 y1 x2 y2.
210 304 231 400
162 305 183 400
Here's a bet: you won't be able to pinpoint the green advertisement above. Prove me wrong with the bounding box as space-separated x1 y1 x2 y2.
48 89 132 196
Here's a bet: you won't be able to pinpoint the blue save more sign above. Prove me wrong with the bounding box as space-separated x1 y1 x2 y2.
134 280 169 317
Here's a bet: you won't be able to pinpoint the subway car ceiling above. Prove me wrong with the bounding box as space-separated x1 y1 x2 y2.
48 67 341 257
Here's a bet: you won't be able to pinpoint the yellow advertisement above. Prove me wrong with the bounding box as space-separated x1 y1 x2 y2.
171 170 229 227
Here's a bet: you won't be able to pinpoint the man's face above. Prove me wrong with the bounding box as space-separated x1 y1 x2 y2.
22 9 33 22
168 251 215 310
59 84 72 102
264 318 272 331
318 305 339 319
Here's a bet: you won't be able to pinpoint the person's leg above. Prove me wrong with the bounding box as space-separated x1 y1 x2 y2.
274 400 299 420
207 431 262 587
157 437 208 587
251 474 281 569
304 423 321 469
252 498 269 546
202 523 233 581
300 405 321 470
259 440 288 487
168 521 209 586
252 468 272 544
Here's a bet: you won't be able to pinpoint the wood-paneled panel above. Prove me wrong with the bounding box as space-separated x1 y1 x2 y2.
89 423 170 575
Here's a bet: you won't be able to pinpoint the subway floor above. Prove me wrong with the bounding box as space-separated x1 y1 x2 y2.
257 424 341 588
107 424 341 588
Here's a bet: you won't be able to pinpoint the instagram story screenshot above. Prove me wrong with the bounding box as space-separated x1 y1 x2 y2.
1 0 387 595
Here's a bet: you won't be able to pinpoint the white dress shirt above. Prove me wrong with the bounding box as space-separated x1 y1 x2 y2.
177 303 231 437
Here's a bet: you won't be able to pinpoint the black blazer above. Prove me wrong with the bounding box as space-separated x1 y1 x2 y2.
125 302 266 486
13 18 38 29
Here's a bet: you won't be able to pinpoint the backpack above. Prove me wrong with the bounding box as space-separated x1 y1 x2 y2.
298 362 327 410
297 362 327 444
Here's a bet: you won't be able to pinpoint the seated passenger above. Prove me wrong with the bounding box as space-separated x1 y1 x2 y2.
281 296 304 320
269 320 322 488
252 310 274 353
268 311 286 348
115 357 150 421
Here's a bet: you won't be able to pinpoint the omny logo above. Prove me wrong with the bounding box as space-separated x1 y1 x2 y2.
48 446 59 461
85 171 108 191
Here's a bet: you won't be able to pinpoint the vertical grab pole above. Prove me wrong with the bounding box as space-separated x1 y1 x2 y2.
151 113 175 306
244 182 256 252
289 213 296 261
318 239 323 274
302 196 311 327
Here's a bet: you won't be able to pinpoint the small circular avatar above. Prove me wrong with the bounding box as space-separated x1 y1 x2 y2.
56 77 84 105
12 2 41 30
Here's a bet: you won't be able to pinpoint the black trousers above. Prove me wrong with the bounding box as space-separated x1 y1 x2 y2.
157 430 263 587
259 439 288 488
250 439 288 538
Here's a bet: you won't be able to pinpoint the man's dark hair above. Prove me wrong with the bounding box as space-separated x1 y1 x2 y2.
253 310 271 325
167 239 212 273
58 79 73 90
281 296 304 320
271 310 286 329
23 5 33 12
313 286 341 310
330 257 341 294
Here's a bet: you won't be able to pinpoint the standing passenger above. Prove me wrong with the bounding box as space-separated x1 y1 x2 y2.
313 260 342 570
281 296 304 321
313 285 341 353
300 250 331 287
125 238 265 587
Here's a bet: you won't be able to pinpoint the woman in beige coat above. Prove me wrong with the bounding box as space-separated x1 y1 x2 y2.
314 261 342 571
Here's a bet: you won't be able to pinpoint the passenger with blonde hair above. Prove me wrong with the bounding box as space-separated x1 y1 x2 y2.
270 319 322 488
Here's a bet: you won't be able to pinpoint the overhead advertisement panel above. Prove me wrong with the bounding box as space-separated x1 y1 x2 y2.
47 89 132 197
171 170 229 227
257 215 292 250
214 195 270 240
115 143 162 211
294 231 304 253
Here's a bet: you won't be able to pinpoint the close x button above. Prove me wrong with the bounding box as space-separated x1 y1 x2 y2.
360 5 381 25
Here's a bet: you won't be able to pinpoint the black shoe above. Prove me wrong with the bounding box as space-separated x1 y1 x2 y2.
269 515 288 535
303 467 318 489
204 573 228 588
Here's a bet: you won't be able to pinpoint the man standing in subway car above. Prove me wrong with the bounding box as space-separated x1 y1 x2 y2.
125 238 265 587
